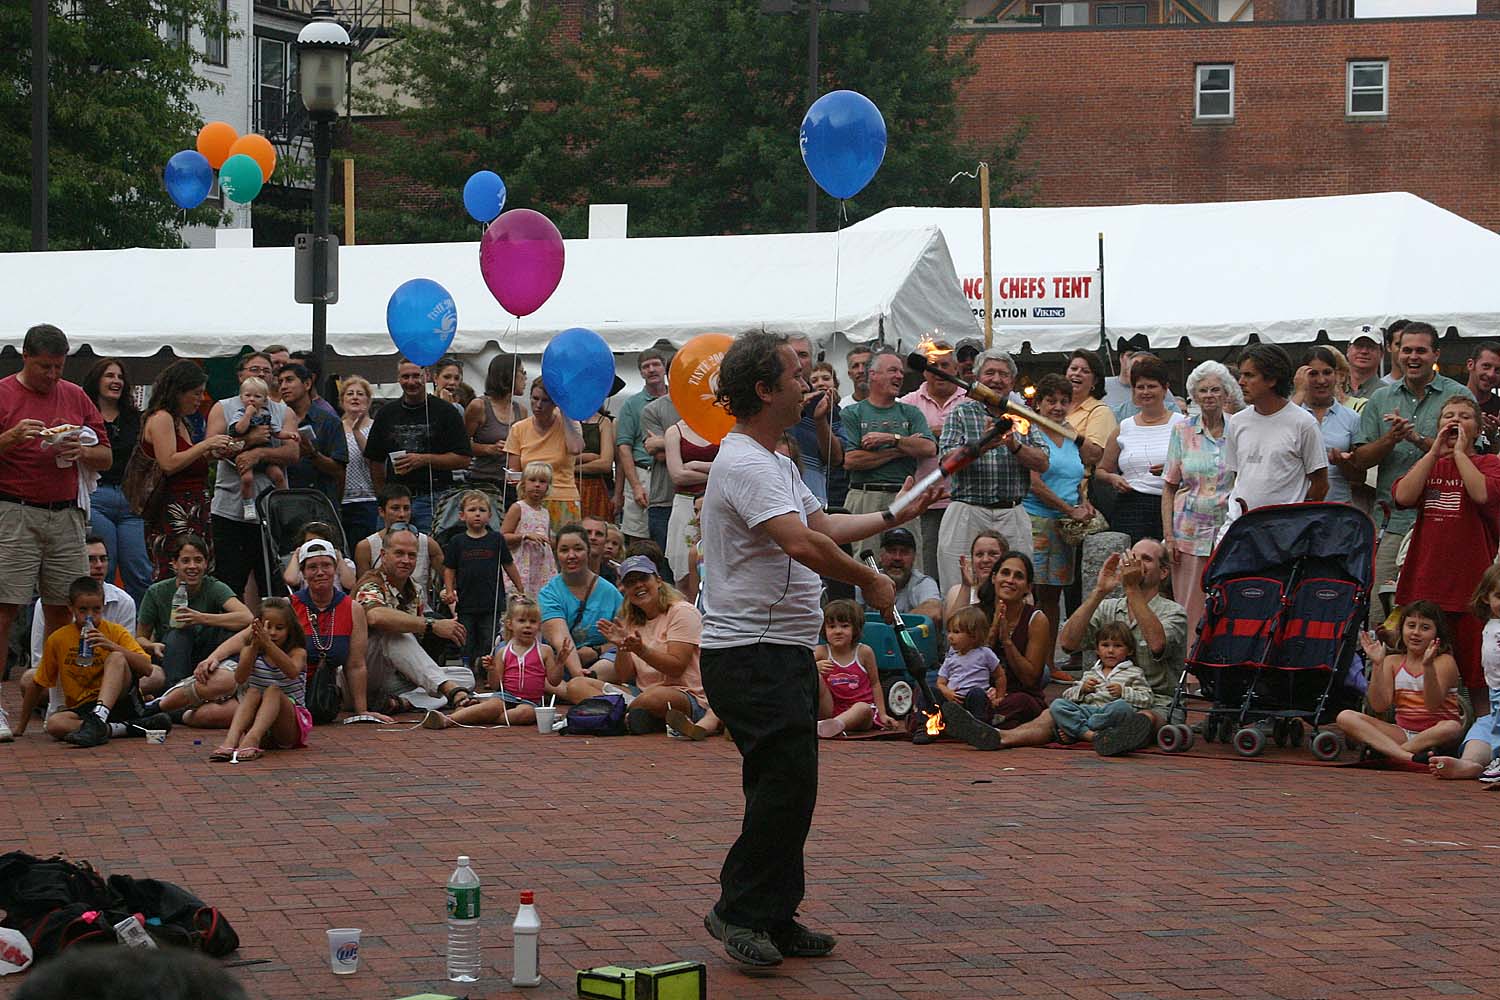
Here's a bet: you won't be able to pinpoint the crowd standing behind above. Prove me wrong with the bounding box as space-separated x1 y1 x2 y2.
5 320 1500 802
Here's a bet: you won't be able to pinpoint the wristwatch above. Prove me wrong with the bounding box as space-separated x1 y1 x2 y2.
422 617 434 639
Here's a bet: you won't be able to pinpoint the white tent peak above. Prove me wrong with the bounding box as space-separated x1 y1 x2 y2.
0 225 975 360
854 192 1499 353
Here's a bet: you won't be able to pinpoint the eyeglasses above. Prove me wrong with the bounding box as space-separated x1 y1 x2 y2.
384 521 413 534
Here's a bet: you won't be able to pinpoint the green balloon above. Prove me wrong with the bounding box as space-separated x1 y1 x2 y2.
218 153 264 204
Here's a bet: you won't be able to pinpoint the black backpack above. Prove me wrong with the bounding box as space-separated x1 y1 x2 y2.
305 658 341 725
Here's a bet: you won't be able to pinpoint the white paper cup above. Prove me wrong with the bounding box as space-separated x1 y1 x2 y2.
535 706 557 734
327 928 361 975
144 730 167 745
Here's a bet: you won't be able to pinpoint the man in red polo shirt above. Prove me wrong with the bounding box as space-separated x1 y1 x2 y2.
0 325 112 709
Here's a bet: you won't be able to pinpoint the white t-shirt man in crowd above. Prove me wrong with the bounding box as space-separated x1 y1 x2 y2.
1223 343 1328 533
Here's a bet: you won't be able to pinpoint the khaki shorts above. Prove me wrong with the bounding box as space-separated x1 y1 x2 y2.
0 502 86 605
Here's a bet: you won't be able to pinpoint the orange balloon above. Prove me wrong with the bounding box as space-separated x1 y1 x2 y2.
228 134 277 183
669 333 736 445
196 121 239 169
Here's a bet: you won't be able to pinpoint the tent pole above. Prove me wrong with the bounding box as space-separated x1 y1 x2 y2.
343 158 356 246
980 162 993 350
1097 231 1111 375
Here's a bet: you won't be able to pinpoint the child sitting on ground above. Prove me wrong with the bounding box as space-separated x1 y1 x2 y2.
211 598 310 762
423 594 563 730
15 576 160 747
1048 622 1154 753
230 377 295 513
1430 564 1500 783
814 599 900 738
935 606 1003 725
1340 599 1464 765
442 490 525 685
282 521 357 592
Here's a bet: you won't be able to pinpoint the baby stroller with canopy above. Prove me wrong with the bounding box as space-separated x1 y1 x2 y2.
255 488 349 599
1160 502 1373 760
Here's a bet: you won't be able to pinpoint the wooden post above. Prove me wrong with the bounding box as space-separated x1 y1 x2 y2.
980 161 993 349
343 158 355 246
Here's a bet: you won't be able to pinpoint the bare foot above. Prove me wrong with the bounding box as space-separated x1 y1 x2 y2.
1429 755 1483 780
420 710 452 731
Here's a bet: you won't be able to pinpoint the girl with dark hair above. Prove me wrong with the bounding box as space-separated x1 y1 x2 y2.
465 351 528 497
139 361 231 578
1340 601 1463 764
1098 357 1185 544
82 358 151 602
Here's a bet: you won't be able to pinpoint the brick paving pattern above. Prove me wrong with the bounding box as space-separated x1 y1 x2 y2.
3 712 1493 1000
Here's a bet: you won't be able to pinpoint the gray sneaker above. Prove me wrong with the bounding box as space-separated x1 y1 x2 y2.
704 909 783 967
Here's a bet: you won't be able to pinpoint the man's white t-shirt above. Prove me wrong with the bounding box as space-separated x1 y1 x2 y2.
1224 402 1328 524
701 431 824 649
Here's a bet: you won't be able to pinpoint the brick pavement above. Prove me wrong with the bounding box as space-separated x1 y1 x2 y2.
2 711 1494 1000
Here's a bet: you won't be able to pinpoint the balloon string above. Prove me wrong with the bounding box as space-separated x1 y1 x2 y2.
824 200 845 473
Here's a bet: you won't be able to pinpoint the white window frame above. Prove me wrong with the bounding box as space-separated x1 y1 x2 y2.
1195 63 1234 121
1347 60 1388 118
203 0 229 67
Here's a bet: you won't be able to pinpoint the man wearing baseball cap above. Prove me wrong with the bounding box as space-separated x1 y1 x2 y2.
855 527 943 621
1347 326 1386 399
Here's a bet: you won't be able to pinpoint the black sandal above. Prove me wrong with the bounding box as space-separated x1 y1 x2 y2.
444 687 475 710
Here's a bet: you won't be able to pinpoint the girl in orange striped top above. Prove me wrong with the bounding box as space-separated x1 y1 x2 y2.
1339 600 1463 764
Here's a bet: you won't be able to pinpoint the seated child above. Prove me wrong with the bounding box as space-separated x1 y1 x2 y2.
14 576 162 748
230 376 295 514
423 594 562 730
282 521 358 592
1048 621 1155 755
935 606 1003 724
210 598 310 762
814 599 901 738
1340 599 1464 764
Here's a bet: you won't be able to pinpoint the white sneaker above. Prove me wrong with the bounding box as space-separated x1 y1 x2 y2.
1479 757 1500 785
0 708 13 742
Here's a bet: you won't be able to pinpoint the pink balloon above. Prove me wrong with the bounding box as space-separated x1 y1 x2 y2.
479 208 566 317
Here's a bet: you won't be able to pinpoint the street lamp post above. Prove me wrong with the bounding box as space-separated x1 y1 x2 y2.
297 2 353 378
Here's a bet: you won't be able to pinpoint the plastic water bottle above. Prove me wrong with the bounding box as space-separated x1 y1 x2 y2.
446 856 481 982
170 583 190 628
113 914 156 950
76 616 94 667
511 890 541 987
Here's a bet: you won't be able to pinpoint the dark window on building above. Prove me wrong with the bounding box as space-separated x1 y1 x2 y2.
1096 3 1147 24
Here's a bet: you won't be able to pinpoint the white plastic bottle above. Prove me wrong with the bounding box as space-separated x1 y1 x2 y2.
446 856 481 982
511 890 541 987
113 914 156 949
170 583 190 628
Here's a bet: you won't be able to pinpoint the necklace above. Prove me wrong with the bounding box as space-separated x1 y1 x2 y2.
304 594 337 656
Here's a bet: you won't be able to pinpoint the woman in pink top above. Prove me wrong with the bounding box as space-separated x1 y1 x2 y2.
574 555 722 740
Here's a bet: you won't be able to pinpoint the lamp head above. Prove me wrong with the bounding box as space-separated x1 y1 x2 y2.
297 14 353 116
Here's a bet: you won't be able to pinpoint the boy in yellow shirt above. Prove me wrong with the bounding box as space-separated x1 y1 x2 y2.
14 577 162 747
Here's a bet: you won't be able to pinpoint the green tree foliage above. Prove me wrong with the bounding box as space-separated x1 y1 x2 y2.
354 0 1027 242
0 0 233 250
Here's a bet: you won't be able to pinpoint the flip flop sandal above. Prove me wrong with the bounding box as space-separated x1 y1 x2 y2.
445 687 475 710
209 746 235 762
232 747 264 763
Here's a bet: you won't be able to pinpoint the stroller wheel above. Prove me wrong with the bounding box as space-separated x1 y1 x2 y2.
1180 725 1196 751
1287 719 1305 748
1272 719 1288 748
1310 730 1342 762
1200 717 1217 744
1157 724 1187 753
1234 726 1266 757
885 680 913 720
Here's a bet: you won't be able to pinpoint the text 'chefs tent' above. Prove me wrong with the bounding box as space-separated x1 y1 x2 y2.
852 192 1500 354
0 225 975 362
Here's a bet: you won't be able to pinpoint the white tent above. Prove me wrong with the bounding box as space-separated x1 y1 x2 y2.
0 225 973 360
853 193 1500 354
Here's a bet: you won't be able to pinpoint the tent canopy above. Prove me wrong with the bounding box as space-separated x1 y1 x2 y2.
0 226 973 360
854 193 1500 354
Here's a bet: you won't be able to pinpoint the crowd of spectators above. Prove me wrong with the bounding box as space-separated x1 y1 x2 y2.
4 320 1500 788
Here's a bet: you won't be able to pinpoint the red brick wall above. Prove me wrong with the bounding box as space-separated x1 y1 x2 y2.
958 16 1500 229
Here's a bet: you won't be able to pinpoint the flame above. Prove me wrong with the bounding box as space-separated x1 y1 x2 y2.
915 335 952 362
1022 384 1037 398
1012 417 1031 435
924 708 944 736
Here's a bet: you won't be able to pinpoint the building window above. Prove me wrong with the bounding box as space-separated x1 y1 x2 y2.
1195 64 1234 120
1347 60 1387 117
204 0 229 67
1097 3 1147 24
255 35 299 137
1033 2 1088 25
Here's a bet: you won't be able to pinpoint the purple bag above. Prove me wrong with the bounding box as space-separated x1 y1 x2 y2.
564 694 627 736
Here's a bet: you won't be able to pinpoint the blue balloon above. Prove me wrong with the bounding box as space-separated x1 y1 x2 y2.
799 90 887 201
541 327 615 421
386 278 458 367
164 149 214 210
463 170 507 223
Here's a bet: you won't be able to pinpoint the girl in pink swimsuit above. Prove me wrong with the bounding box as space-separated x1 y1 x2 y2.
814 599 900 738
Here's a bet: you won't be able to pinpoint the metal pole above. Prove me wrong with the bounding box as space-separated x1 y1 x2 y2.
980 163 993 349
1098 231 1111 372
806 0 819 233
30 0 47 251
312 115 332 372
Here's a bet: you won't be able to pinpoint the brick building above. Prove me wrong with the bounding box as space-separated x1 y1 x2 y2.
958 4 1500 229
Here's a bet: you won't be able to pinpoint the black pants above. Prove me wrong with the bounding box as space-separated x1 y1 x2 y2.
701 642 818 932
210 515 273 600
162 627 230 687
